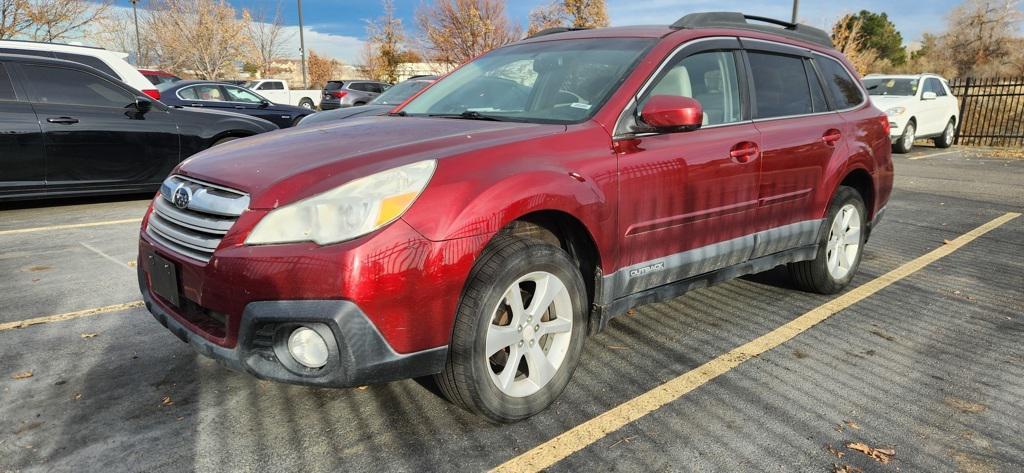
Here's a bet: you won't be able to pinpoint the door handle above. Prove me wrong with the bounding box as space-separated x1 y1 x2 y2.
729 141 759 163
234 106 246 109
46 116 79 125
822 129 843 146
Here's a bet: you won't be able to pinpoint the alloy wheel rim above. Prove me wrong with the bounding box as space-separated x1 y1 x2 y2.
825 204 862 280
485 271 573 398
945 123 954 143
904 124 915 149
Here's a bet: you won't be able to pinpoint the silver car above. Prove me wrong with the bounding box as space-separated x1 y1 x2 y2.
320 80 390 110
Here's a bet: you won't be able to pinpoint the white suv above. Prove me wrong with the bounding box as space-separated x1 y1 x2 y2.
863 74 959 153
0 40 158 100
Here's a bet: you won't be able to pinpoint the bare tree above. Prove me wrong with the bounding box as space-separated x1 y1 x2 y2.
943 0 1023 77
415 0 521 66
94 6 156 65
246 1 292 77
831 14 884 75
1 0 110 41
362 0 406 83
148 0 251 80
527 0 608 35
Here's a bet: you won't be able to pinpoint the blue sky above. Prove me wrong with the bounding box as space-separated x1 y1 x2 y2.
110 0 965 63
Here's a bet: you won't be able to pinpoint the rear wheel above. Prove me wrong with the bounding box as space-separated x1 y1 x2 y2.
212 136 239 146
893 121 915 153
435 236 587 423
934 119 955 148
298 98 315 110
353 101 366 106
788 186 867 294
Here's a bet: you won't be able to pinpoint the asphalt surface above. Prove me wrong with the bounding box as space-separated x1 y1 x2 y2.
1 146 1022 473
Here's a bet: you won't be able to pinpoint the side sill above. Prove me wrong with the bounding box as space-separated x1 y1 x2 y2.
589 245 818 334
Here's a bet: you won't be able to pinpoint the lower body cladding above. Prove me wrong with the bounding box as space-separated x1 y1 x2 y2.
139 275 447 387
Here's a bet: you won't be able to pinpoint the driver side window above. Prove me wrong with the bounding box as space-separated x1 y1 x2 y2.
642 51 742 126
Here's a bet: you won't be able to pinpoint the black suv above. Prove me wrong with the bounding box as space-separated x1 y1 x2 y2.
0 53 278 201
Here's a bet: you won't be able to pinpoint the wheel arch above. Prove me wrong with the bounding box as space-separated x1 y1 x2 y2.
837 167 876 226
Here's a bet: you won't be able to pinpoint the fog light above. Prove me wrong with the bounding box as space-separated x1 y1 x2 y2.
287 327 329 368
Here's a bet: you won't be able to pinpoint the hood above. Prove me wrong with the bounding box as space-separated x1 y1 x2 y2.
177 116 566 209
297 105 390 127
172 106 278 130
869 95 918 111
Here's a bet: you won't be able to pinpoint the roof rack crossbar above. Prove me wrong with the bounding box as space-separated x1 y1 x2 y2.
527 26 591 39
670 12 832 49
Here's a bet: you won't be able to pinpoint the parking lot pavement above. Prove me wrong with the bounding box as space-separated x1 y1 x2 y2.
1 147 1021 473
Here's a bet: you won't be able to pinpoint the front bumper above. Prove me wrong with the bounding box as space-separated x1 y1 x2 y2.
139 266 447 387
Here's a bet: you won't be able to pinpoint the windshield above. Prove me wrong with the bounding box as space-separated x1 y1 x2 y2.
863 78 919 96
372 80 432 105
399 38 654 123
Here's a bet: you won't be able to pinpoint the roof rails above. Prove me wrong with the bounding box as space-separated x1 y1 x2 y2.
671 12 832 49
527 27 591 39
0 38 106 50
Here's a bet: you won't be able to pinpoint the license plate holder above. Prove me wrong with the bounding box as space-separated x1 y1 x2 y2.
149 253 180 307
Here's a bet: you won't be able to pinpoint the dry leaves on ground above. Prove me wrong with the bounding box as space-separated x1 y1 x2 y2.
11 370 33 380
80 333 98 339
161 396 174 406
847 442 895 464
833 464 863 473
844 420 861 430
825 443 846 459
945 397 987 413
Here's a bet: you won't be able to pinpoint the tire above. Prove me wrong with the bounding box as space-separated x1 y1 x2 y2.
934 119 955 148
893 121 915 153
212 136 239 146
435 236 588 423
353 101 366 106
298 98 315 110
788 186 867 294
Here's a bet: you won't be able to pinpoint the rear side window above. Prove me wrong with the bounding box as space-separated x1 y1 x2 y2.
747 52 813 119
816 56 863 109
52 53 119 79
804 59 828 113
324 81 344 90
22 65 135 108
349 82 370 92
0 63 16 101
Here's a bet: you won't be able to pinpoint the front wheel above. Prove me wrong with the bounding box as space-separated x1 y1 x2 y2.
893 121 915 153
788 186 867 294
435 236 588 423
934 119 956 148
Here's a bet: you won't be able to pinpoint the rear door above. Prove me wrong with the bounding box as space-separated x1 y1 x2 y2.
613 38 762 295
743 41 849 256
0 61 46 198
18 62 180 191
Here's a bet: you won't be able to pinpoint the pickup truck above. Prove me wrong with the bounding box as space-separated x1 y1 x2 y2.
243 79 321 110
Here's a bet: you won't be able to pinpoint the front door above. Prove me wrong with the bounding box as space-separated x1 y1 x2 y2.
222 85 294 128
614 42 760 297
0 61 46 199
745 49 848 257
18 63 180 191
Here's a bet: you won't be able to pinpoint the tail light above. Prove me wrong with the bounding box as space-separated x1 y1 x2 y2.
143 89 161 100
880 115 891 135
330 91 347 99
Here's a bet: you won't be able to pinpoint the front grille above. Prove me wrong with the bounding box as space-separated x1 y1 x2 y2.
146 175 249 263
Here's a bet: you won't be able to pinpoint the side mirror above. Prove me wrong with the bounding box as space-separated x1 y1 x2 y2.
259 100 270 108
135 97 153 114
640 95 703 132
922 91 937 100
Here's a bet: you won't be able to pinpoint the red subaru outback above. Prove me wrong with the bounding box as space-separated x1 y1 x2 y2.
138 13 892 422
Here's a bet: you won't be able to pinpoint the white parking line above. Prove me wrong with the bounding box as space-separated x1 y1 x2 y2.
0 218 141 236
81 242 133 271
908 150 961 160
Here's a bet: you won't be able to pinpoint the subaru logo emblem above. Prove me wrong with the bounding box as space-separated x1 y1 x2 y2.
172 184 192 210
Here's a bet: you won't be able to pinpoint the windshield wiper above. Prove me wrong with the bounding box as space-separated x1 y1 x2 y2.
428 110 505 121
388 110 407 116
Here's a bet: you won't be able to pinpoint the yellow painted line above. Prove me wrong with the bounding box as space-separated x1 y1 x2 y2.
493 212 1020 473
908 150 961 160
0 218 141 237
0 301 144 332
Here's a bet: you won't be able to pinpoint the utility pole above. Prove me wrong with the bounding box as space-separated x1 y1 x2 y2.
790 0 799 23
297 0 308 89
131 0 142 66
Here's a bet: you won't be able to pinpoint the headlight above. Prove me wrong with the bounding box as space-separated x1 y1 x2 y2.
885 107 906 117
245 160 436 245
